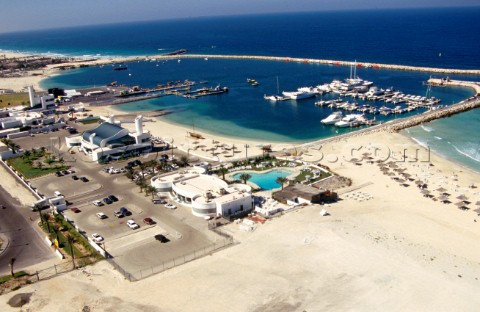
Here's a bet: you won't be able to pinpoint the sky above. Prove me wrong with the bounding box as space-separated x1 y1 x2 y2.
1 0 479 33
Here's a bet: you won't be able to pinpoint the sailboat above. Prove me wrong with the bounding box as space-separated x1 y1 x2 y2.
264 76 286 101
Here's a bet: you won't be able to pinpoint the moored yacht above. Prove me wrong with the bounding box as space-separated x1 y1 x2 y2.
321 111 343 125
282 90 316 100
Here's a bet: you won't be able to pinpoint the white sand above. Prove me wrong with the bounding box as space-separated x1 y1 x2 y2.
1 58 480 310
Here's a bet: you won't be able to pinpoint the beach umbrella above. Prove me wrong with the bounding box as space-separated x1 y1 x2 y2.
388 172 395 176
476 201 480 206
474 208 480 214
437 195 448 201
436 187 447 192
421 189 430 194
456 194 468 201
442 192 450 196
415 180 423 185
401 183 410 187
458 205 469 211
455 201 465 206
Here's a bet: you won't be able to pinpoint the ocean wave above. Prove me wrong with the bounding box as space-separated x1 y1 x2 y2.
452 143 480 163
410 137 429 149
434 136 442 140
421 125 434 132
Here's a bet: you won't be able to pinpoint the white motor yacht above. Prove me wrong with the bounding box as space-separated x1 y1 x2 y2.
321 111 343 125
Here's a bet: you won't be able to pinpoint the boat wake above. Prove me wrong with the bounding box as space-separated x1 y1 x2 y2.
434 136 442 140
452 143 480 163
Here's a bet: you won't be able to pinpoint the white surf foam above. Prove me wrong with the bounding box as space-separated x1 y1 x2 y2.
452 143 480 163
421 125 433 132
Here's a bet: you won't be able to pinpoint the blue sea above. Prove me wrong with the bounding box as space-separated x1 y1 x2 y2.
1 7 479 170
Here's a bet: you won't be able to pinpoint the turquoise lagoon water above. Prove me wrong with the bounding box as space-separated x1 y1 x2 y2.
233 169 293 190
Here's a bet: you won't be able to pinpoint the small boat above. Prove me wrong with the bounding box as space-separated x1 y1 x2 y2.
252 81 259 86
247 78 256 83
113 66 128 71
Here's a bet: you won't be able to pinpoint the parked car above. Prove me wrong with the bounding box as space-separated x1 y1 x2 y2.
152 198 167 204
66 169 75 174
154 234 169 243
70 207 81 213
55 171 63 177
53 191 63 197
93 200 104 207
91 233 104 243
108 195 118 202
143 217 155 225
114 210 124 218
126 220 139 229
80 177 89 182
96 212 107 219
164 203 176 209
103 197 112 205
119 207 131 216
72 175 79 180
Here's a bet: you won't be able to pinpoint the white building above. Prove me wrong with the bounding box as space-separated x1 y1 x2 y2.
73 115 152 162
151 168 253 218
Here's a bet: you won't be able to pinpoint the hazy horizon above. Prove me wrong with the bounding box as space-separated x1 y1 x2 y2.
1 1 479 34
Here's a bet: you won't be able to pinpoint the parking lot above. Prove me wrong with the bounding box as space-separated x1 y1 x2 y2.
14 124 221 274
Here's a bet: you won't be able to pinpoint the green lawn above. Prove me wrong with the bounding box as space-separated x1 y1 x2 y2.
78 118 100 124
0 271 28 284
0 93 29 108
7 157 68 179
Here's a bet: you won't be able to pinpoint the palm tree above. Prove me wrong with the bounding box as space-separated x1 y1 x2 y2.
125 168 135 180
136 177 147 193
239 173 252 184
217 165 228 181
179 155 189 167
67 235 76 269
138 163 146 178
9 258 16 277
276 177 288 190
22 150 31 159
145 185 157 199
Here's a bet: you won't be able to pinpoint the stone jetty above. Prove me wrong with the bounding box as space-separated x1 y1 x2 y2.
290 94 480 152
170 54 480 75
428 78 480 94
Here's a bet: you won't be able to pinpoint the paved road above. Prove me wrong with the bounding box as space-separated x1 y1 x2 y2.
0 186 55 276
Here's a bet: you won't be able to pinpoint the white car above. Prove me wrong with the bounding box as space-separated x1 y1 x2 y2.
164 203 176 209
126 219 140 229
93 200 103 206
96 212 107 219
53 191 63 197
91 233 104 243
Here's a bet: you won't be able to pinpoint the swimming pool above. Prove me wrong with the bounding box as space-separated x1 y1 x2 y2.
232 169 293 190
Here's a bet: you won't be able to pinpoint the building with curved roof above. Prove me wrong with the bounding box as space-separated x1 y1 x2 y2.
151 168 253 218
78 115 152 162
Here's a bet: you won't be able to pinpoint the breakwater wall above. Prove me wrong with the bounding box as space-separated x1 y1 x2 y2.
167 54 480 75
293 95 480 152
386 96 480 132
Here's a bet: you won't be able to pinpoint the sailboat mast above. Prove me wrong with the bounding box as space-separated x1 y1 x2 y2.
276 76 280 94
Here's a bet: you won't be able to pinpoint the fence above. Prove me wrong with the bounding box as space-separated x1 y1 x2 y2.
109 237 234 282
34 261 75 281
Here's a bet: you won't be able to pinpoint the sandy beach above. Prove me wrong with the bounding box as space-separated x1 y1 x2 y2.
1 52 480 310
